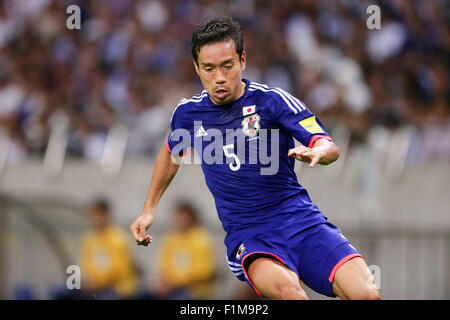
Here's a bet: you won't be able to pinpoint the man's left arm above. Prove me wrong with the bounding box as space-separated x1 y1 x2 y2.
269 93 340 168
288 138 340 168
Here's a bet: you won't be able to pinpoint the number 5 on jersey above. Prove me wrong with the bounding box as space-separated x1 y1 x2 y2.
223 144 241 171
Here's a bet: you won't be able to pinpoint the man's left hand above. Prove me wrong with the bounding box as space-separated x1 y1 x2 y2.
288 146 323 168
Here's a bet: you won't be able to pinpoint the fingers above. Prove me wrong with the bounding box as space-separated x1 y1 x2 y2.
130 223 140 241
130 222 151 246
301 150 320 167
134 224 152 246
288 147 321 168
137 234 152 247
309 154 320 168
138 225 147 242
289 147 310 161
288 146 308 158
288 149 296 157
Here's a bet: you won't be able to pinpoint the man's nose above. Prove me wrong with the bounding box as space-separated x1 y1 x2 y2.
215 69 226 84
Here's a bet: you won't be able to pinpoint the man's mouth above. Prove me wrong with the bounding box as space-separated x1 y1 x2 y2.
215 89 229 98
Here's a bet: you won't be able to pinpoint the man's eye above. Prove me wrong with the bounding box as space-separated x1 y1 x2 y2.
205 68 213 72
224 65 233 69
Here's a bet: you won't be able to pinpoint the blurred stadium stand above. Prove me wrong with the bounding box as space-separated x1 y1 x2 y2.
0 0 448 299
0 0 448 164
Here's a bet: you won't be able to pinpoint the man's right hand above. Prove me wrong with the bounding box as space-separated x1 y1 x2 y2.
130 145 180 247
130 213 154 246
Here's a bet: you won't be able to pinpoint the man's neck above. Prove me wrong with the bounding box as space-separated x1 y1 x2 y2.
232 79 246 102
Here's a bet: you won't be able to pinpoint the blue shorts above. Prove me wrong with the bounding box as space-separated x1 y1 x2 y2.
225 221 363 297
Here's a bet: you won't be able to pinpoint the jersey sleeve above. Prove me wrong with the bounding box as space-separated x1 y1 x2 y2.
270 90 333 148
166 103 191 157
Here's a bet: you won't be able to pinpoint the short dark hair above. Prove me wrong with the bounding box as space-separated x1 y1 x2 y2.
191 17 244 65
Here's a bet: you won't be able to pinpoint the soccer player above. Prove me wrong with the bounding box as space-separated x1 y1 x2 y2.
130 17 380 300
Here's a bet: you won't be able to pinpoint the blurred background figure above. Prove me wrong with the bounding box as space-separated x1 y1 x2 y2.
78 198 138 299
150 201 216 300
49 198 139 299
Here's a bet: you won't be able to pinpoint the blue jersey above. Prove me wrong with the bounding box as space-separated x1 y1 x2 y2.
167 79 333 236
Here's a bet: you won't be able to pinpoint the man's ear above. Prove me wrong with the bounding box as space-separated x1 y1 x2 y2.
193 59 200 76
240 50 246 71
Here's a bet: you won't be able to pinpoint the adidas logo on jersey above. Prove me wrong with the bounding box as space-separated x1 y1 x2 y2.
195 126 208 137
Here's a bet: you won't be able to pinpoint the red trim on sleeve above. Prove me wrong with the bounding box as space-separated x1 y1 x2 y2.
166 137 189 157
328 253 364 283
308 135 333 148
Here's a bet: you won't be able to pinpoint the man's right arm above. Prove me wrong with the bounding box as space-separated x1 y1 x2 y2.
130 144 181 246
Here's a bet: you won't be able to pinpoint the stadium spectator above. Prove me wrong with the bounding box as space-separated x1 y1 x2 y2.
50 198 138 300
79 198 138 299
152 200 216 300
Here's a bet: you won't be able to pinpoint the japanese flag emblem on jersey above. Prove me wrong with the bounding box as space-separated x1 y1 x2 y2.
242 113 261 137
236 243 246 260
242 105 256 116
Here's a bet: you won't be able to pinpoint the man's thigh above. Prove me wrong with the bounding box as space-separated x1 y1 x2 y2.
294 222 363 297
332 257 380 300
226 228 302 298
246 254 307 300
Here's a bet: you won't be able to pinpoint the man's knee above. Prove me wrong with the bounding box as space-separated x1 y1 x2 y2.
274 284 309 300
341 284 380 300
353 288 381 300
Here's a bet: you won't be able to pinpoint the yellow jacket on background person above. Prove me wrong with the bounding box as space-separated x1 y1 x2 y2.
157 225 216 299
80 225 138 298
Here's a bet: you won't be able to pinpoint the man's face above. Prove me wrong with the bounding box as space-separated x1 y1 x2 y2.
194 39 246 105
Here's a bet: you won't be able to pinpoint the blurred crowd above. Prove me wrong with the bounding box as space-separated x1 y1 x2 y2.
0 0 448 164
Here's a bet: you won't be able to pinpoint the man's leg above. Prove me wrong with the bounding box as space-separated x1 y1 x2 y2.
246 255 309 300
332 257 381 300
